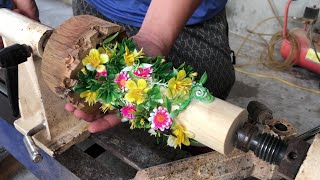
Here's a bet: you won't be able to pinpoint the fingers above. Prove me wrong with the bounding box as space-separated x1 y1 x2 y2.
12 0 39 21
12 9 23 14
74 109 94 122
65 103 121 133
65 103 76 112
88 114 121 133
64 103 94 122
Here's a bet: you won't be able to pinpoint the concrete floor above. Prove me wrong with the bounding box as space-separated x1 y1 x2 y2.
228 34 320 134
1 0 320 179
36 0 73 28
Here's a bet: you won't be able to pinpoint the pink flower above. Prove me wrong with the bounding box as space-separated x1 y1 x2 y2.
114 71 130 90
120 104 136 119
133 67 153 78
96 70 107 78
148 107 172 131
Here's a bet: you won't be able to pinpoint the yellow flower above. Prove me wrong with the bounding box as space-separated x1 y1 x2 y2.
124 46 144 66
98 47 105 54
98 47 113 59
81 68 87 75
140 119 145 125
125 79 149 104
167 124 194 149
80 90 97 106
130 120 136 129
100 103 114 113
168 70 192 98
189 72 198 77
82 49 109 72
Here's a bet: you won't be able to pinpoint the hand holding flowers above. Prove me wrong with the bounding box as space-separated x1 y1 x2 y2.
66 32 214 148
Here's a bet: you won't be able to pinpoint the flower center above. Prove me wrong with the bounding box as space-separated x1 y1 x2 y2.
125 54 135 63
133 89 144 96
120 79 126 87
155 114 166 123
128 109 135 114
90 57 100 67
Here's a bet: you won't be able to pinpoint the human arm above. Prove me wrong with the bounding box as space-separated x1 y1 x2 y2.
11 0 39 21
0 0 39 48
133 0 203 56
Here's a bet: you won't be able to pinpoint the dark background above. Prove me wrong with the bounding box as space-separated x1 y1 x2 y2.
0 69 16 123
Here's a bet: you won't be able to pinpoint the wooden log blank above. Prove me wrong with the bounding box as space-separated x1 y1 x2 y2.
176 98 248 155
42 15 126 100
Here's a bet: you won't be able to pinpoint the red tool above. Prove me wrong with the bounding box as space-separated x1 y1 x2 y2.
280 0 320 74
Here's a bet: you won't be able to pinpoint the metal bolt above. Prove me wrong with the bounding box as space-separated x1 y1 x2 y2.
23 135 43 163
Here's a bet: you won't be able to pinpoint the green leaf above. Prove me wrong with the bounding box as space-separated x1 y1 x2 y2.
113 92 120 99
179 98 191 111
102 92 108 102
173 68 178 76
157 62 172 72
177 62 185 70
153 92 162 100
166 97 172 113
110 92 117 102
91 83 101 92
108 74 115 80
148 86 162 100
97 89 103 99
98 76 107 81
73 84 87 93
169 110 180 118
199 72 207 85
106 91 112 103
102 32 119 45
136 104 144 112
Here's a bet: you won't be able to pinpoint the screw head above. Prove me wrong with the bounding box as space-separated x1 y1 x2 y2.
32 154 43 163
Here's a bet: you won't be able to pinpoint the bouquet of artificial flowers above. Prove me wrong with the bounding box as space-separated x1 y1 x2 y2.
73 32 214 148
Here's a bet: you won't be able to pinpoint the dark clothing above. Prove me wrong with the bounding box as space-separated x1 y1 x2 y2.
72 0 235 100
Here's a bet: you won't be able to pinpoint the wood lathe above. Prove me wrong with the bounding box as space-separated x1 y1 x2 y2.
0 9 319 180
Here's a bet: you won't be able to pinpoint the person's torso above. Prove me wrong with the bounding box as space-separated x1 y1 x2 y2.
86 0 228 27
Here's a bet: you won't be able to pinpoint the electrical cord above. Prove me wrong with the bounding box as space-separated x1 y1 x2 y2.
235 16 320 95
264 31 299 70
235 68 320 94
267 0 283 28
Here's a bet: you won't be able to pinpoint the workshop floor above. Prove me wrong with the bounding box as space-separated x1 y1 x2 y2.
2 0 319 179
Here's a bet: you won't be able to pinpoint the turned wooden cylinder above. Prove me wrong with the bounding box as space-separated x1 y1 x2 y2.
176 98 248 155
0 9 52 57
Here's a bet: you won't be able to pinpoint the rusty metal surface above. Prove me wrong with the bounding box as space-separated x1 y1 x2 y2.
247 101 273 125
264 118 297 139
278 138 310 180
